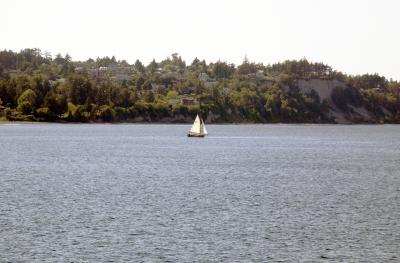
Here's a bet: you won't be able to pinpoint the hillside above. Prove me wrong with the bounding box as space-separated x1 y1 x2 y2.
0 49 399 124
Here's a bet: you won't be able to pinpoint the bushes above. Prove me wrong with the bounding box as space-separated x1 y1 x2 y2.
150 103 171 120
43 93 68 117
331 86 363 111
0 48 399 123
35 107 56 121
66 104 116 122
17 89 37 114
72 105 91 122
95 105 116 122
172 104 189 116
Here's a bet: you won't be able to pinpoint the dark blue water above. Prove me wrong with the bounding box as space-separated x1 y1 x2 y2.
0 124 399 262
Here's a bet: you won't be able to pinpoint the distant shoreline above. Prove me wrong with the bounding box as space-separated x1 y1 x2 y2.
0 120 395 125
1 49 400 126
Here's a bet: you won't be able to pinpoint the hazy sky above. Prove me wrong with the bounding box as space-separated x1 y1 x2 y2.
2 0 400 79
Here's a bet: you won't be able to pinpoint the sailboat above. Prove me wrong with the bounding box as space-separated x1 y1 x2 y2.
187 114 208 137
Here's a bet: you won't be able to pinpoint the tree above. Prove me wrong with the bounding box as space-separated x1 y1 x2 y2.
191 57 200 70
171 53 186 70
212 61 235 79
96 105 116 122
166 90 178 100
54 53 64 65
134 59 145 73
72 105 91 122
147 59 158 74
331 86 363 111
237 57 257 75
144 91 155 103
17 89 37 114
33 76 51 107
68 75 92 105
43 92 68 117
1 47 399 124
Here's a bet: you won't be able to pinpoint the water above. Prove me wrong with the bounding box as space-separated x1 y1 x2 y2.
0 124 399 262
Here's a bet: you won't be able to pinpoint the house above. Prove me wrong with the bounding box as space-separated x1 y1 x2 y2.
198 72 211 82
180 98 199 106
256 70 265 79
113 74 130 82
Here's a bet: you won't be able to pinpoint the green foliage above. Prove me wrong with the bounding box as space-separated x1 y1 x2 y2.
267 59 332 78
166 90 178 100
349 74 388 90
72 105 91 122
331 86 362 111
237 57 258 75
134 59 145 73
67 102 77 118
143 91 155 103
147 59 158 74
68 75 92 105
17 89 37 114
35 107 55 121
211 61 235 79
0 48 399 123
96 105 116 122
43 92 68 117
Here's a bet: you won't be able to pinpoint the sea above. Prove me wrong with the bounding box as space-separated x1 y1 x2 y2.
0 123 399 262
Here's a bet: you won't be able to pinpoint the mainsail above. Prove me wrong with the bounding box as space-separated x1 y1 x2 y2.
189 115 202 134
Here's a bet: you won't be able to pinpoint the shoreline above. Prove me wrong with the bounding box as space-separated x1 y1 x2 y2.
0 120 396 125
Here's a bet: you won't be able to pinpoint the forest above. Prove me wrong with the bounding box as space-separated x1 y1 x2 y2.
0 48 399 123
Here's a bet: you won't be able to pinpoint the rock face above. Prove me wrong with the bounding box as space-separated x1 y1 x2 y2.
298 79 347 102
297 79 376 123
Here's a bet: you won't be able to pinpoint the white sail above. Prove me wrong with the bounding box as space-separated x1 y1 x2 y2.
189 114 201 134
188 114 207 137
201 119 208 135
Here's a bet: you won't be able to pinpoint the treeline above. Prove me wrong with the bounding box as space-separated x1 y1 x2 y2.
0 48 399 123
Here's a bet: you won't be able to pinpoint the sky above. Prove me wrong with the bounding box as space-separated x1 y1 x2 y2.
2 0 400 79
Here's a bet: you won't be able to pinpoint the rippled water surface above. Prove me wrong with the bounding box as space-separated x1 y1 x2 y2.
0 124 399 262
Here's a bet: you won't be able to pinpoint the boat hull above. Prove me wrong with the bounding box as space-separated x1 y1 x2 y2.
187 133 206 137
